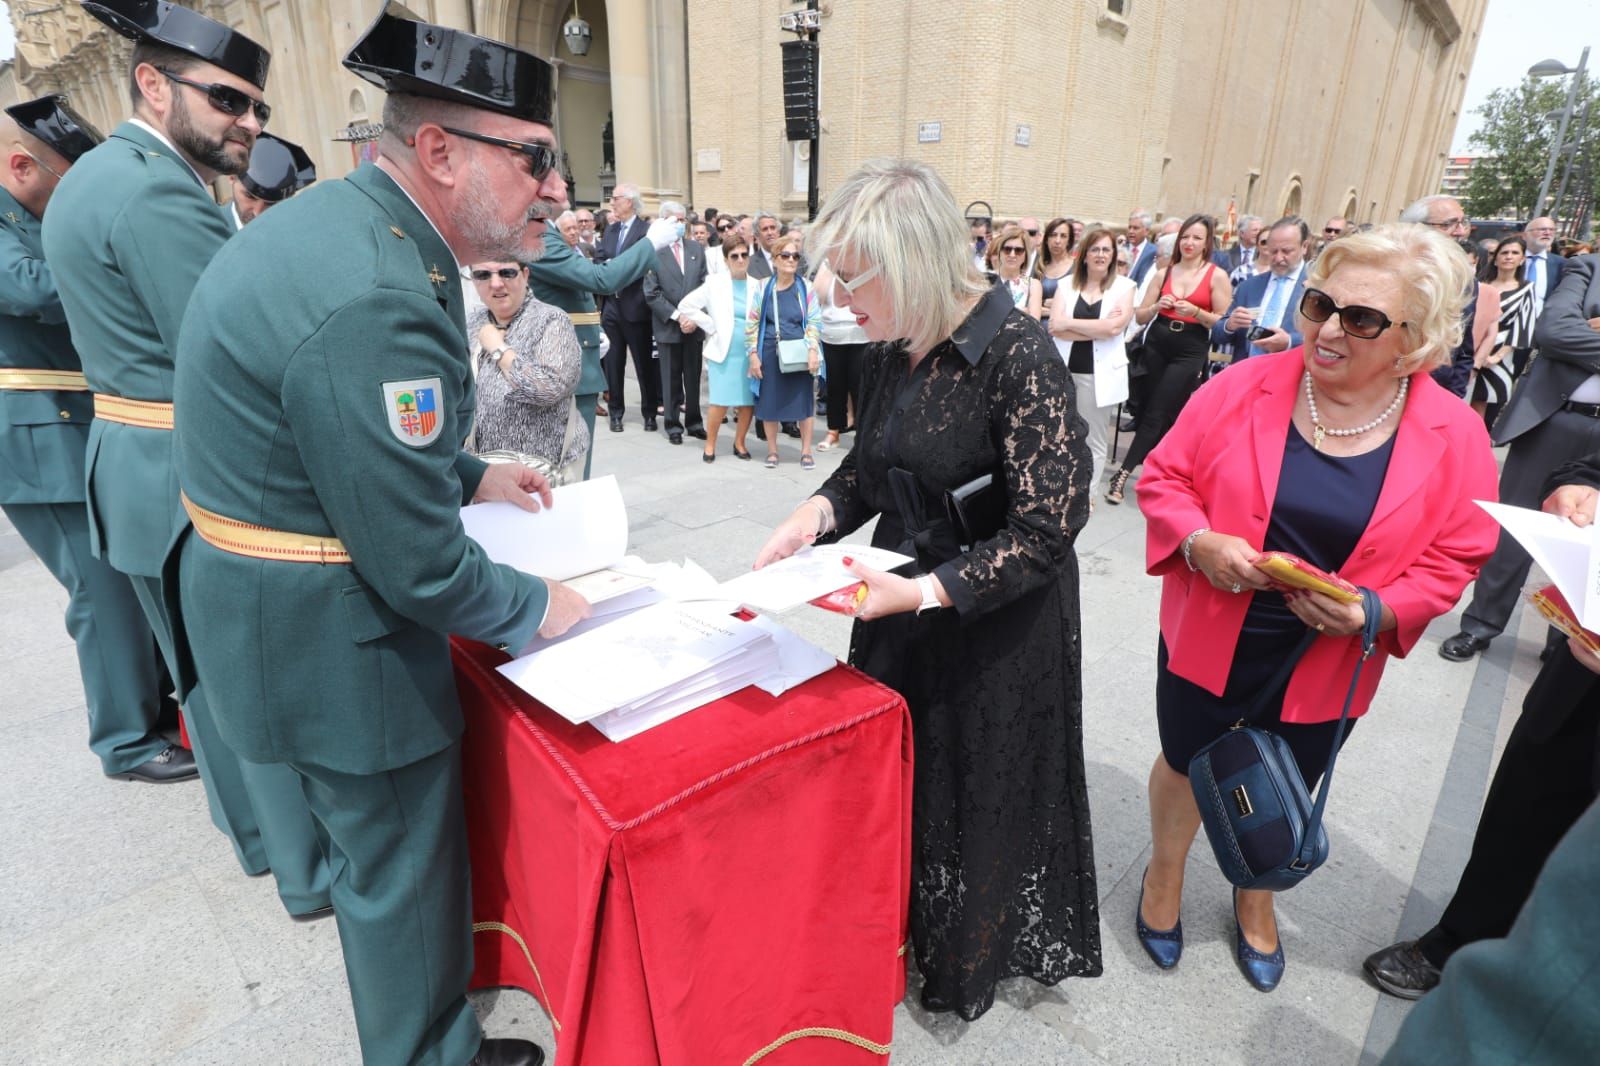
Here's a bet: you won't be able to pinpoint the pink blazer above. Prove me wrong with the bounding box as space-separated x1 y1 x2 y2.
1137 350 1501 724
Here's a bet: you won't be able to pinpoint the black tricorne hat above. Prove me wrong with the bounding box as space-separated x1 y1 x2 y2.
239 133 316 202
343 1 554 125
82 1 271 90
4 94 106 163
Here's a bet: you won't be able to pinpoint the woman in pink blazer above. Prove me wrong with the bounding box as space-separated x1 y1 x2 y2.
1133 224 1501 992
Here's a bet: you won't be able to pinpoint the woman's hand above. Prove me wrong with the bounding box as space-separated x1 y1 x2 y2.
478 322 504 353
1188 532 1271 594
1157 293 1176 313
808 347 820 374
748 353 763 380
1568 636 1600 675
1283 588 1366 637
1172 298 1198 318
845 557 923 621
753 499 829 568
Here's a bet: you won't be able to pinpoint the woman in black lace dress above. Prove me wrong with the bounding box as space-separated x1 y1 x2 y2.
755 159 1101 1020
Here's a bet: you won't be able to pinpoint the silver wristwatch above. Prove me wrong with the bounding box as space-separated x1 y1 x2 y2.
915 574 941 615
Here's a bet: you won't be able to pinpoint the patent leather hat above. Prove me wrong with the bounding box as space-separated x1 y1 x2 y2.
239 133 316 202
4 94 106 163
343 1 554 124
81 1 270 90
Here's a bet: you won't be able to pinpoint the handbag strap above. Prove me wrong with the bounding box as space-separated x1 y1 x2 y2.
1294 586 1383 869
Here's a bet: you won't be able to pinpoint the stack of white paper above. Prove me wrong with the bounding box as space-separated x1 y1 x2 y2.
497 602 785 740
717 544 914 612
461 476 652 603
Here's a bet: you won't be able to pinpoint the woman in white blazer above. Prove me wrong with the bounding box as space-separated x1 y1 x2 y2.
676 233 758 461
1049 227 1137 493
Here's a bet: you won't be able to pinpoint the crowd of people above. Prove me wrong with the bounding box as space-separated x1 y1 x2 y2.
5 2 1600 1064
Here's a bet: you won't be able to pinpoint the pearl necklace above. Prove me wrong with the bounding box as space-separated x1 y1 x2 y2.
1303 372 1408 451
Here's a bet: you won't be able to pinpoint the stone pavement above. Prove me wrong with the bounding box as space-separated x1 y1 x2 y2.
0 384 1540 1065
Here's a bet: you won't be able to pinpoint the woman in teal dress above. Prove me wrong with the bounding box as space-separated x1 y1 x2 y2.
677 233 757 460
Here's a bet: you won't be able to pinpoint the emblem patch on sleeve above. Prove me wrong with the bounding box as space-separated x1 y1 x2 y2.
382 378 445 447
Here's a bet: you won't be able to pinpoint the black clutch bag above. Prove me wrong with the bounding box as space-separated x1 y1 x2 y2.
944 472 1007 552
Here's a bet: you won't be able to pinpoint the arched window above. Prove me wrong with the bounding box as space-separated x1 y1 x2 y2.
1280 177 1303 219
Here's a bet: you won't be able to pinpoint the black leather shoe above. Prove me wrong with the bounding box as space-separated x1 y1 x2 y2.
1363 940 1441 1000
755 423 767 441
668 429 683 445
1439 631 1490 662
109 744 198 783
686 425 707 440
469 1038 545 1066
782 421 801 438
643 416 657 432
608 413 624 433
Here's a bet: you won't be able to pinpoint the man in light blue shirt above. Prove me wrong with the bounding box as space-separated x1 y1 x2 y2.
1211 217 1310 361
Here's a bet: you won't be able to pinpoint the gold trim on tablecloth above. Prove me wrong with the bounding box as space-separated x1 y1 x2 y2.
741 1026 892 1064
471 920 562 1032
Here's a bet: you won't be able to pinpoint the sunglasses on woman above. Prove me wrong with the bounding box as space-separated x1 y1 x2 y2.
775 251 801 261
1298 288 1407 339
468 267 523 281
1000 245 1026 256
159 69 271 126
725 251 750 260
441 127 559 180
716 222 737 231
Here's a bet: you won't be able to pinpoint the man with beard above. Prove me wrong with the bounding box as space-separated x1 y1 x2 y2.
171 6 588 1064
0 94 184 783
41 0 330 920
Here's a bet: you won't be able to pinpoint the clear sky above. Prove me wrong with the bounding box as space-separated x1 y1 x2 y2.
1453 0 1597 153
0 0 1591 153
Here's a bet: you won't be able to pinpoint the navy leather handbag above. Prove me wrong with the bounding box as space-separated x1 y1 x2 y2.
1189 586 1382 892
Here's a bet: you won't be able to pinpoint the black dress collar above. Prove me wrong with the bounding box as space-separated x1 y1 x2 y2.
948 283 1013 366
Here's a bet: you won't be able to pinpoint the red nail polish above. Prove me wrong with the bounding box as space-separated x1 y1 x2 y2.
842 556 854 566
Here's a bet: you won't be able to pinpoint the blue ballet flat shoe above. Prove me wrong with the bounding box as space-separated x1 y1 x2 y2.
1232 891 1286 992
1135 867 1183 970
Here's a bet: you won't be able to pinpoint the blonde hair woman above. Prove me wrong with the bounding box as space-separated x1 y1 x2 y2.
753 159 1101 1020
1133 223 1501 992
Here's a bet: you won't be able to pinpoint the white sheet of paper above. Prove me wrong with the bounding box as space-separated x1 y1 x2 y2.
460 475 629 587
497 601 773 723
748 615 838 696
1476 500 1600 627
718 544 914 612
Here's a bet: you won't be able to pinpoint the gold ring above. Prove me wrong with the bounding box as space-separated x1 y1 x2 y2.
1315 623 1326 632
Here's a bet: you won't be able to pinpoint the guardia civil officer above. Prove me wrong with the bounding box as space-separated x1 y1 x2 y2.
40 0 330 918
527 205 677 475
0 95 188 782
227 131 315 228
172 4 589 1063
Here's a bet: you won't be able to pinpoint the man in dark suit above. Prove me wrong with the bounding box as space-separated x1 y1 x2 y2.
1365 450 1600 1001
748 211 781 280
1523 216 1565 318
642 200 708 445
1215 214 1262 273
1127 209 1157 285
1211 217 1309 362
596 181 659 430
1441 254 1600 661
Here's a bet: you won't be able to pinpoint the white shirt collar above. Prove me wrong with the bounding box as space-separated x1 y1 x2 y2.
129 117 207 189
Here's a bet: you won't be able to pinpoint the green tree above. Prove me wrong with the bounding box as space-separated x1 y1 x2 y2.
1464 75 1599 220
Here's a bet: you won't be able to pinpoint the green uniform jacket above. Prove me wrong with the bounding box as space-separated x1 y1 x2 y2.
41 121 235 575
172 163 549 775
526 226 657 397
0 186 92 504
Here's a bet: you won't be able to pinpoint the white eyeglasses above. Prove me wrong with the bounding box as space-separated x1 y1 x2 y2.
828 261 881 303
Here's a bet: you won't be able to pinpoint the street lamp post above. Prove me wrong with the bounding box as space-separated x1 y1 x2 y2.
1530 46 1589 220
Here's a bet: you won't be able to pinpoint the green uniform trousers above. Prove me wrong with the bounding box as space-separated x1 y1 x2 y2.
292 739 481 1066
575 391 599 480
2 502 166 774
128 572 331 914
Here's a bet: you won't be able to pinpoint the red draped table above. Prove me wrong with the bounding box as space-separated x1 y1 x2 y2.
451 637 913 1065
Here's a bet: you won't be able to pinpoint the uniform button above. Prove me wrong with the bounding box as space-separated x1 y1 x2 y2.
59 410 70 418
1360 546 1377 559
495 642 509 651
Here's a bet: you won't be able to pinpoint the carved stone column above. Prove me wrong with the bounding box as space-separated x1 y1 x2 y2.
604 0 687 211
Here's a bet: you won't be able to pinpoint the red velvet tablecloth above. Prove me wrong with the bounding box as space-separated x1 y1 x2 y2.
452 637 913 1066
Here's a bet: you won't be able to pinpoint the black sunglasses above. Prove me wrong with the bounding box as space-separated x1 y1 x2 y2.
1299 288 1407 340
159 69 270 126
1000 245 1026 255
469 267 523 281
441 126 558 180
1024 228 1040 236
775 251 801 261
725 251 750 260
716 221 737 231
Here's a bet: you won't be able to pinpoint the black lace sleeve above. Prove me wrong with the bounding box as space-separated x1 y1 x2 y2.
932 323 1091 618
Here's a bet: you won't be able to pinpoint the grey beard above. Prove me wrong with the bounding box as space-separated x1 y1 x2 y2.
455 158 551 263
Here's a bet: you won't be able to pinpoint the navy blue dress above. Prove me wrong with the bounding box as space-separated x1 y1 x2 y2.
1157 423 1396 785
754 282 815 422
